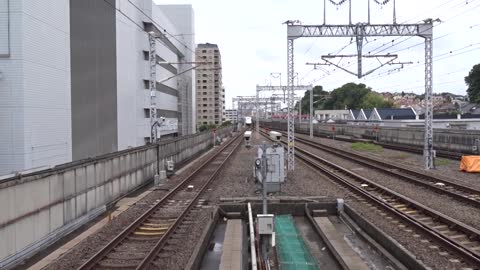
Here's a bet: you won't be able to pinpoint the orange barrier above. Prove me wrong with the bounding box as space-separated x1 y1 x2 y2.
460 156 480 173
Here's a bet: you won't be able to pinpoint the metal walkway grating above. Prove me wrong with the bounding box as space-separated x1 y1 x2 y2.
275 215 319 270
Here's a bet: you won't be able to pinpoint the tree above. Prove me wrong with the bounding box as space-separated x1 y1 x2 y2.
361 92 394 109
465 64 480 103
198 124 217 132
295 85 329 113
221 121 232 127
323 83 371 110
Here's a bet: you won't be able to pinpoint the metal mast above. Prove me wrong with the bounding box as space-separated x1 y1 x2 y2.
310 88 313 138
424 33 434 169
256 88 260 131
149 33 157 143
287 36 295 171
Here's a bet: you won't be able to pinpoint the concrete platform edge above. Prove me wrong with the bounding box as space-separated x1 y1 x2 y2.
184 207 220 270
305 205 351 270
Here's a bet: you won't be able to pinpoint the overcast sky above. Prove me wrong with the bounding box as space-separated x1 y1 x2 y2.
155 0 480 108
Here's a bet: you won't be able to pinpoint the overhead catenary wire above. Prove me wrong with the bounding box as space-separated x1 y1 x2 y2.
362 40 480 83
304 0 480 87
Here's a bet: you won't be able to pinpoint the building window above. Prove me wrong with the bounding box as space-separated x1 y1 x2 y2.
144 137 150 144
202 74 207 77
203 86 207 89
144 109 150 118
203 80 207 83
203 92 207 95
142 51 150 61
143 80 151 89
202 50 207 53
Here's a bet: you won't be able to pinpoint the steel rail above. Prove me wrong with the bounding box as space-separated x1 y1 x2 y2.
289 133 480 207
260 130 480 266
136 135 243 269
77 131 243 270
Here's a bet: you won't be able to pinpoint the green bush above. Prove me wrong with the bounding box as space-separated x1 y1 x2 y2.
351 142 383 152
221 121 232 127
198 124 218 132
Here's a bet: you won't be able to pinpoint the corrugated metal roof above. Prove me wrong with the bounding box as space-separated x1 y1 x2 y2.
363 109 373 119
377 108 416 120
351 109 361 119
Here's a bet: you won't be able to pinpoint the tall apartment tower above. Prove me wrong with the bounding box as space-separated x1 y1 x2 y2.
195 43 225 127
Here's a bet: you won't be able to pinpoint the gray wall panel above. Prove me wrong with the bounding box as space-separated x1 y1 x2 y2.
70 0 117 160
0 0 10 56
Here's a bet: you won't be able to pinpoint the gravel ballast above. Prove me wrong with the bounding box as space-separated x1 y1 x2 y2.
294 139 480 230
41 130 477 270
43 136 236 270
297 132 480 189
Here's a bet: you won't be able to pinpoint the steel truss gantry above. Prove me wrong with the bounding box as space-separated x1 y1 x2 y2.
257 85 312 170
233 96 282 122
286 20 435 170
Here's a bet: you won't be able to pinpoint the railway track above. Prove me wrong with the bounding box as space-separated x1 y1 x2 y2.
260 131 480 267
77 132 243 270
279 131 480 208
264 125 463 160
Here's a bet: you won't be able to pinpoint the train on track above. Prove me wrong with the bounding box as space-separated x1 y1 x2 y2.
245 116 252 128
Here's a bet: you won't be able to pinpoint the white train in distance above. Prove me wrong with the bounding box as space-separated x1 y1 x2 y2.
244 117 252 128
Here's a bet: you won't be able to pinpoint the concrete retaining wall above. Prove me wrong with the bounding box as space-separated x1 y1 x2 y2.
0 127 232 269
262 121 480 154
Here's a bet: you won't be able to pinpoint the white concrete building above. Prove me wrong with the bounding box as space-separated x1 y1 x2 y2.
0 0 195 175
225 109 238 123
0 0 72 175
314 110 350 121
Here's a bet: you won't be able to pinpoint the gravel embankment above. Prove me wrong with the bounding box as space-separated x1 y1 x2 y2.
43 131 476 270
297 133 480 189
294 139 480 230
